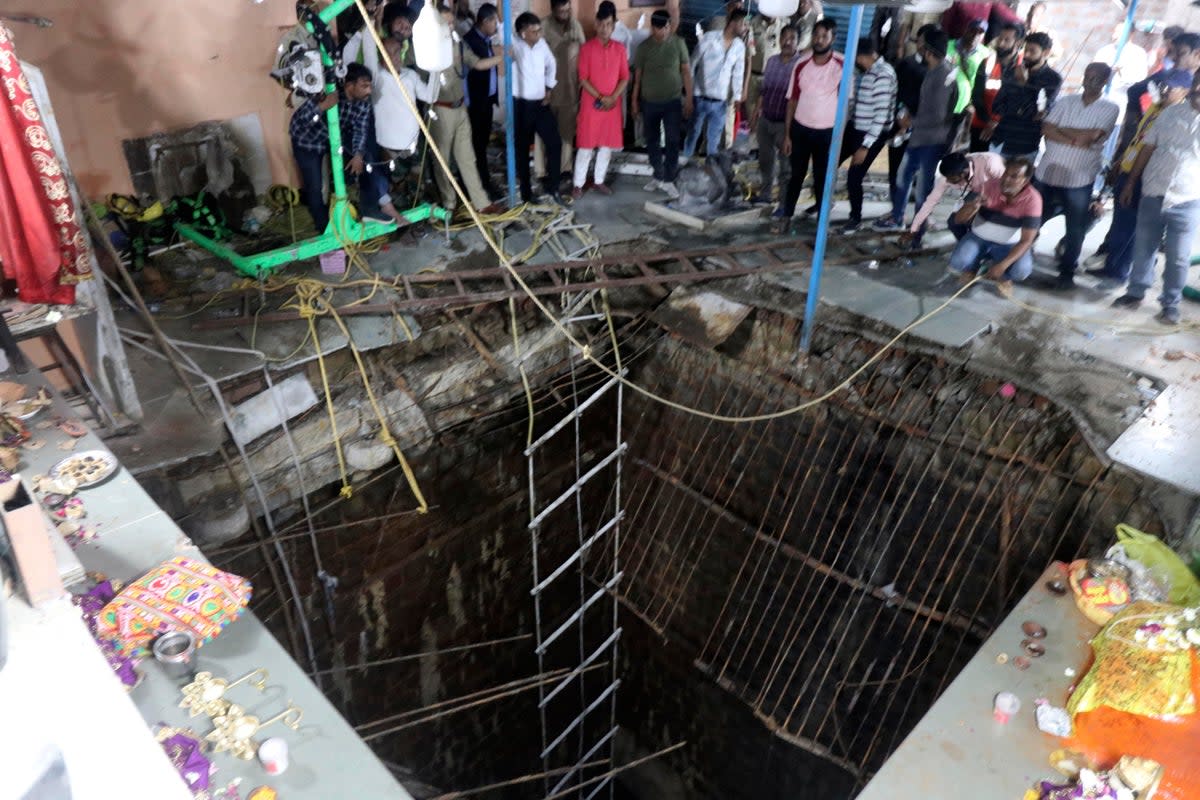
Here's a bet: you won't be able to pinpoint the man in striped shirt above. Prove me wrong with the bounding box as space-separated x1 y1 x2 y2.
1032 63 1119 290
948 158 1042 295
838 38 896 232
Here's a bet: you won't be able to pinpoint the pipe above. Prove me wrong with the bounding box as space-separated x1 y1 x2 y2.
502 0 518 205
800 4 863 352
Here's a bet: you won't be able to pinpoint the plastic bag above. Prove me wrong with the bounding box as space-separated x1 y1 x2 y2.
1067 601 1196 720
1114 524 1200 606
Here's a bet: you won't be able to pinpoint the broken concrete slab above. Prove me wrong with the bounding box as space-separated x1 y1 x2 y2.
229 373 319 447
651 289 753 348
644 201 706 231
1107 383 1200 495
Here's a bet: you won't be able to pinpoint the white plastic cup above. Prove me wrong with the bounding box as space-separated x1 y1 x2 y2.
258 737 289 775
993 691 1021 724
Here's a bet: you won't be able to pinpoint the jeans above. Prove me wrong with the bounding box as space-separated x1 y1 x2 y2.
1127 195 1200 310
757 117 790 197
888 137 906 195
643 98 683 183
683 96 727 158
1034 180 1092 277
890 144 944 225
355 128 394 219
782 121 833 217
293 145 329 233
840 127 889 222
949 231 1034 281
1101 173 1140 281
515 98 562 201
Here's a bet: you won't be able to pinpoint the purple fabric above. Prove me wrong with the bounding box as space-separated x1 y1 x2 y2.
160 732 212 793
74 581 140 687
760 54 801 122
1040 779 1121 799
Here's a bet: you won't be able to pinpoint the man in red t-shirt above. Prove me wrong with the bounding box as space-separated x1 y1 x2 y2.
776 18 842 224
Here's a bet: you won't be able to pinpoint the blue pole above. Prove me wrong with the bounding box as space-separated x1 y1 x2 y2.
502 0 518 206
1098 0 1140 189
1111 0 1140 76
799 4 863 352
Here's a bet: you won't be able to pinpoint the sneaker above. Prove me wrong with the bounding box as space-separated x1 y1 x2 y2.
644 179 661 192
361 213 394 224
1095 278 1125 292
1156 306 1181 326
771 206 790 219
750 193 771 205
1111 294 1143 309
803 204 820 217
839 218 862 234
661 182 680 200
1084 266 1114 278
872 216 900 231
1052 274 1076 291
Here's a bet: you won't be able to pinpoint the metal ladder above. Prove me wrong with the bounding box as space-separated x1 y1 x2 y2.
525 301 625 799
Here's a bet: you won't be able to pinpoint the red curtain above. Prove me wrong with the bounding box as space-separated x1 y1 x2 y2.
0 24 90 305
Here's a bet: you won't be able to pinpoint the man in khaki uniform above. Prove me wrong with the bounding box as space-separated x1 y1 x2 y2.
425 5 500 213
539 0 585 181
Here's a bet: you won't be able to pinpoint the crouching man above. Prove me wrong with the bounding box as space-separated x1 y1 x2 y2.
947 157 1041 296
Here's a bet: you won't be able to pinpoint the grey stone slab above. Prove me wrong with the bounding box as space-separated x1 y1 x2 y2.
804 266 996 348
1107 383 1200 495
874 293 996 348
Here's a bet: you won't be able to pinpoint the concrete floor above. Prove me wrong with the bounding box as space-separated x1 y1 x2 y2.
106 159 1200 500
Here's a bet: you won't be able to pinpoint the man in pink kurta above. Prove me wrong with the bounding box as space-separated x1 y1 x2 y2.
572 1 630 196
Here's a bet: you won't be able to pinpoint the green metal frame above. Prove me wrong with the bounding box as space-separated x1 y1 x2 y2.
175 0 447 279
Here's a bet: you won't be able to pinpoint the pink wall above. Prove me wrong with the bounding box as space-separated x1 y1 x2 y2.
9 0 666 200
9 0 299 198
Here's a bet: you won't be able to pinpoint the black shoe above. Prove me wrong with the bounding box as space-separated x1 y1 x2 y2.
1112 294 1143 309
803 204 820 217
1029 273 1072 290
1084 266 1115 278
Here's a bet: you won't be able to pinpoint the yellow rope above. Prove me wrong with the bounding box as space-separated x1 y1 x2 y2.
289 283 355 500
286 278 430 512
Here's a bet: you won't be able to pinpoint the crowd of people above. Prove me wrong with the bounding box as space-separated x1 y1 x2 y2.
287 0 1200 327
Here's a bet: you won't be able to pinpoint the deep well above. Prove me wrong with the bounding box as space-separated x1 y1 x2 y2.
211 306 1162 799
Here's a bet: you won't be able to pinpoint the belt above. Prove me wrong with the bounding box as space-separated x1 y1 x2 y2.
697 95 726 103
434 100 463 109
